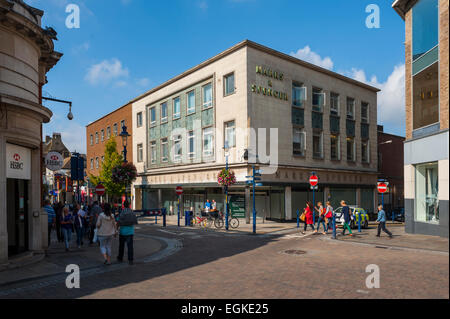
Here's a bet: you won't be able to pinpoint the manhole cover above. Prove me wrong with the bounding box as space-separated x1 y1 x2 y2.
284 249 307 255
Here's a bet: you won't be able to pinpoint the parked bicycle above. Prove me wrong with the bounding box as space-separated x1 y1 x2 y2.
213 211 239 229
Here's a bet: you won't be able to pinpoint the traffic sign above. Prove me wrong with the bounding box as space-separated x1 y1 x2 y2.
255 183 264 187
309 175 319 187
310 186 318 190
95 184 105 196
176 186 183 196
45 152 63 171
377 182 388 194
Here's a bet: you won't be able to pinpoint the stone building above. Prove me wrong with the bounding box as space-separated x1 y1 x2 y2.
131 40 380 220
393 0 449 237
0 0 62 264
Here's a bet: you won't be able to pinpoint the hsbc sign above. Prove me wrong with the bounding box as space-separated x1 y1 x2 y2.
6 143 31 180
45 152 64 171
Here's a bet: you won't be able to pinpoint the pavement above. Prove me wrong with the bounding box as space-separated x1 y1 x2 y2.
0 217 448 299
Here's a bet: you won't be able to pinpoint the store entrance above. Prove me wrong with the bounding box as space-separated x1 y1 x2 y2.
7 179 29 256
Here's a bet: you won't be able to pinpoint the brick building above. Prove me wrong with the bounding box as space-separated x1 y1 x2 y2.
393 0 449 237
85 103 133 195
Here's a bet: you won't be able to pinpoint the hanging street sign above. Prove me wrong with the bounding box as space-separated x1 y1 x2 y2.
176 186 183 196
309 175 319 187
95 184 105 196
377 182 388 194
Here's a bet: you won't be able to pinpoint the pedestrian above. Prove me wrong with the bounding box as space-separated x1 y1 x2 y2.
324 201 334 232
314 202 327 234
211 199 217 211
54 202 64 243
89 201 102 245
205 199 211 213
340 200 353 236
301 201 315 234
74 204 85 248
44 200 56 247
376 205 393 238
116 200 137 265
61 207 74 252
96 203 117 265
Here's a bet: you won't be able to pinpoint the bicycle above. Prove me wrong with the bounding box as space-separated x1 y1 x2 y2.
213 211 240 229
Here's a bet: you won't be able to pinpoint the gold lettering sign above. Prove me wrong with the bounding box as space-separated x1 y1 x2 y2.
252 65 288 101
256 66 284 81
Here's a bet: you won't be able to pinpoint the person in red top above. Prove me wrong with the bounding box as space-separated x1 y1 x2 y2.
301 201 316 234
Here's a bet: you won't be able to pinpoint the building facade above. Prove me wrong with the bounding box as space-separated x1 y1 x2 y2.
85 103 133 202
0 0 62 264
377 125 405 214
131 40 380 221
393 0 449 237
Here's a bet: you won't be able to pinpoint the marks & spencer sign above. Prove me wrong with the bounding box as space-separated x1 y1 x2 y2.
6 143 31 180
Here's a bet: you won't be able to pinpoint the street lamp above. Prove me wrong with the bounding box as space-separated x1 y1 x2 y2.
120 125 130 163
379 140 393 145
224 142 230 230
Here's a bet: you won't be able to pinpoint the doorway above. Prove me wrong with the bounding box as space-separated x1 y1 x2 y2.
7 179 29 256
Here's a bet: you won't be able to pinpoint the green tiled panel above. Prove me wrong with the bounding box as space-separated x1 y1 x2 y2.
172 118 184 129
330 115 340 133
149 127 158 140
292 108 304 126
412 45 439 76
202 108 214 127
312 111 323 130
160 123 169 137
346 119 355 137
361 123 370 140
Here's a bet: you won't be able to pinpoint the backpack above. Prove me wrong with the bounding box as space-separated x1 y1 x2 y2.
119 208 138 226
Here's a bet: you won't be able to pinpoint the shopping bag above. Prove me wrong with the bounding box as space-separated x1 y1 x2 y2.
93 228 98 243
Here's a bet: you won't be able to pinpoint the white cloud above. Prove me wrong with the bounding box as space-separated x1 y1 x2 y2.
85 58 129 85
197 0 208 11
290 46 334 70
136 78 150 87
44 120 86 154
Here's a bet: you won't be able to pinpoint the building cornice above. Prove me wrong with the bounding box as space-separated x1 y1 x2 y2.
0 92 53 123
392 0 419 20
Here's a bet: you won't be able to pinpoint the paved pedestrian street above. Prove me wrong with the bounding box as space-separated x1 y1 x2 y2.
0 223 448 299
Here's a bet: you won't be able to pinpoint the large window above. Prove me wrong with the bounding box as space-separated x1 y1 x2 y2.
101 129 104 142
121 120 125 129
346 137 355 161
107 127 111 139
188 131 195 158
150 141 156 164
224 73 235 96
412 0 439 61
346 97 355 120
90 158 94 169
173 97 181 119
361 141 369 163
95 157 99 169
95 132 99 144
312 87 325 112
313 132 323 159
203 127 214 157
330 135 340 160
415 162 439 223
161 102 168 123
137 112 143 127
187 91 196 114
413 62 439 130
292 82 306 107
293 128 305 156
224 120 236 148
203 83 213 109
150 107 156 125
173 135 182 161
137 144 143 163
361 102 369 123
113 123 118 136
330 92 340 115
90 134 93 146
161 138 168 162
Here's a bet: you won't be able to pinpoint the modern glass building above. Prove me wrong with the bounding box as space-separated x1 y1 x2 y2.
393 0 449 237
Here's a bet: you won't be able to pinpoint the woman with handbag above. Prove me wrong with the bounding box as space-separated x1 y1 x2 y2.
314 202 327 234
324 201 334 232
301 201 315 234
96 203 117 265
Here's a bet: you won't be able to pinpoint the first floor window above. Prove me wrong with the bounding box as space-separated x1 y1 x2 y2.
293 128 305 156
361 140 369 163
313 132 323 158
188 131 195 158
150 141 156 164
137 144 143 162
203 127 214 157
330 135 340 160
415 162 439 223
224 120 236 148
346 137 355 161
161 138 168 162
173 135 182 161
413 62 439 130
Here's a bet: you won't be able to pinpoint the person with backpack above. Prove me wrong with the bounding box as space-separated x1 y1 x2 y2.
116 201 137 265
96 203 117 265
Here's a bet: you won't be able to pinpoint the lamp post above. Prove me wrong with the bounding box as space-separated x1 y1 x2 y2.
224 142 230 231
120 125 130 204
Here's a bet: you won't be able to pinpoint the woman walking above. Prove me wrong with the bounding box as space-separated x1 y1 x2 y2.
301 201 315 234
96 203 117 265
324 201 334 233
61 207 74 252
314 202 327 234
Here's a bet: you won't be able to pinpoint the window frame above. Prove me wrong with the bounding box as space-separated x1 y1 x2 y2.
293 128 306 157
202 82 213 109
137 112 143 128
224 120 236 148
161 102 168 123
173 96 181 120
202 126 214 157
186 90 196 115
224 72 235 96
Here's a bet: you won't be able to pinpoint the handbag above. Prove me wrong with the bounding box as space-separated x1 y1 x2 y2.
93 228 98 243
300 212 306 222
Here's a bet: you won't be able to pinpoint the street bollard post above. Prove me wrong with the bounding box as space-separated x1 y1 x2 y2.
155 215 158 225
163 208 167 227
358 212 361 233
177 197 180 227
332 213 336 239
297 209 300 228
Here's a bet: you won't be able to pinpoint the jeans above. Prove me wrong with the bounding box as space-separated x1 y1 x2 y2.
55 221 63 242
48 223 53 246
75 227 84 247
118 235 134 261
377 222 392 237
62 228 72 249
316 217 327 232
342 222 352 235
88 224 96 244
98 235 114 256
304 223 315 231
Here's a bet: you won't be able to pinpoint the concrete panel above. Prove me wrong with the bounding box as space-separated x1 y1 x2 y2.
404 130 449 165
439 159 449 201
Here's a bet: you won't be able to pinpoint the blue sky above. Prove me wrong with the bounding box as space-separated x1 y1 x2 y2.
25 0 406 152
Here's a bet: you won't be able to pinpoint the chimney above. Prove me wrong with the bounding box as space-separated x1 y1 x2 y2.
45 135 51 143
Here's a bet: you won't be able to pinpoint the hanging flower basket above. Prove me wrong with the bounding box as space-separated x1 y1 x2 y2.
112 162 137 185
217 168 236 187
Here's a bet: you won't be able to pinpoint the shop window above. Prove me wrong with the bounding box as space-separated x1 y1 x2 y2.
412 0 439 61
224 73 235 96
413 62 439 130
415 162 439 223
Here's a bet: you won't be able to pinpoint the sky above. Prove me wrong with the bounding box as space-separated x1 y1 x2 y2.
24 0 407 153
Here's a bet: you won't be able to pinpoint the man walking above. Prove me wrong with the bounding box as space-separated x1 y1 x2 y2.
376 205 393 238
89 201 102 245
340 201 353 237
44 200 56 246
117 201 137 265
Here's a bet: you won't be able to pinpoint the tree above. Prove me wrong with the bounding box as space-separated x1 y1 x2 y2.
90 138 124 201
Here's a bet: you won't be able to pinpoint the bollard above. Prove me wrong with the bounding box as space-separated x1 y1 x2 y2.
392 210 395 222
163 209 167 227
358 212 361 233
332 214 336 239
297 209 300 228
155 215 158 225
